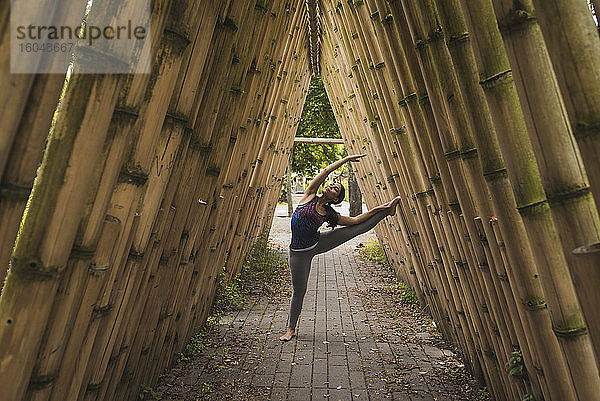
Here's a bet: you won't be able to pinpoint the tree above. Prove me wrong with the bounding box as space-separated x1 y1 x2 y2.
292 75 345 177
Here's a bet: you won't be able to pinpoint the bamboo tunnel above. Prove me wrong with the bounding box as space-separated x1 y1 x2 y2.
1 1 599 400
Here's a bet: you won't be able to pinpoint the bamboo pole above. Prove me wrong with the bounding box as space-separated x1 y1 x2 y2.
0 0 150 388
488 0 600 397
529 0 600 217
459 0 592 399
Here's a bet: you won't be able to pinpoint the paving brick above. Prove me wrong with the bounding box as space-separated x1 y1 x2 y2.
289 387 312 400
289 363 312 387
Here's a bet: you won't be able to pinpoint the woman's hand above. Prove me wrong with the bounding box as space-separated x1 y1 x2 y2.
345 154 366 163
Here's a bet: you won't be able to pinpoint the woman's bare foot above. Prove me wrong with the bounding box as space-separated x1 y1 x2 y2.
386 196 401 216
280 328 296 341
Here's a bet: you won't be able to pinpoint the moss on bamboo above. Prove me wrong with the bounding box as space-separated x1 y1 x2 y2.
13 74 96 259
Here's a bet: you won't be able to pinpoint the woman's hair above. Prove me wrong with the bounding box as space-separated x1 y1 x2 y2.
323 183 344 228
325 204 339 229
331 183 345 205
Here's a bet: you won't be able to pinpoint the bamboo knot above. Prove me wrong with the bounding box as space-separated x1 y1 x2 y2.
9 256 61 281
0 183 32 201
522 297 547 311
370 11 379 20
414 190 429 199
573 241 600 255
118 167 148 187
206 166 221 177
498 8 537 35
401 92 417 105
448 202 461 213
382 14 393 25
230 85 243 95
516 199 549 216
483 349 496 359
480 70 513 90
29 374 57 390
552 324 588 339
88 263 110 275
427 28 444 44
92 303 113 319
390 126 406 134
444 150 461 161
572 121 600 140
447 32 470 47
113 105 140 121
163 28 191 52
460 148 478 160
547 186 591 206
222 17 239 32
159 254 170 265
417 94 429 105
165 111 189 128
71 245 96 260
482 168 508 181
128 250 144 262
255 2 268 13
414 39 428 51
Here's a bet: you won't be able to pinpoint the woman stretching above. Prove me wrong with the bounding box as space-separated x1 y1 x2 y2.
280 154 401 341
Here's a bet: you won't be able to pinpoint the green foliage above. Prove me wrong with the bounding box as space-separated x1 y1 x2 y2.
293 75 345 177
177 328 208 363
176 233 288 364
386 281 419 305
358 237 387 264
505 350 526 379
238 234 288 291
139 384 160 400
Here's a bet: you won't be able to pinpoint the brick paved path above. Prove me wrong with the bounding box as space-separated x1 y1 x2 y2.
156 204 487 401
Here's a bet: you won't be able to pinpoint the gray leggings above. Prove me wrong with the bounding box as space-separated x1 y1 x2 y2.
287 210 388 329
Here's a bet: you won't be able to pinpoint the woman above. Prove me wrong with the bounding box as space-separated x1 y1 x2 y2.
280 154 400 341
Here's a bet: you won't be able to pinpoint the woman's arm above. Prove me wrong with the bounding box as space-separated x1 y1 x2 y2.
336 204 387 226
303 154 365 197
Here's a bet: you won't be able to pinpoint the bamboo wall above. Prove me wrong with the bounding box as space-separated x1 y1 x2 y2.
0 1 310 400
318 1 600 400
0 1 599 401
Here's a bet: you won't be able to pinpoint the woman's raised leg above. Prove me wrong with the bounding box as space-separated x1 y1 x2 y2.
313 210 388 255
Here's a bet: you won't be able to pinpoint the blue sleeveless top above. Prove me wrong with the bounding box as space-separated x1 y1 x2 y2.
290 197 338 250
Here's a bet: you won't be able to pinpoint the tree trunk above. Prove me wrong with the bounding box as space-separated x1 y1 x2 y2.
287 157 293 217
348 164 362 217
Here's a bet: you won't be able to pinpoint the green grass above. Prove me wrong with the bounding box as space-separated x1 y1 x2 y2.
357 237 418 305
358 237 387 264
385 281 419 305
